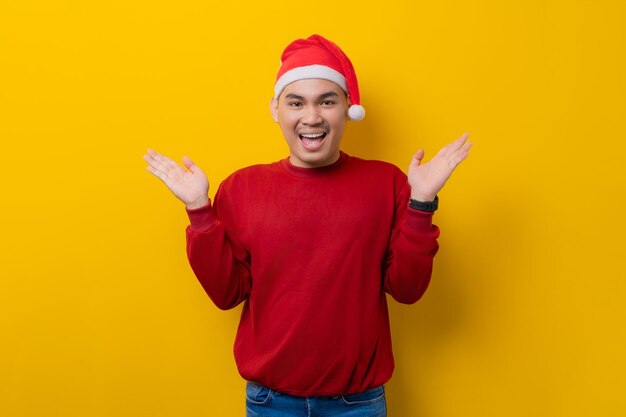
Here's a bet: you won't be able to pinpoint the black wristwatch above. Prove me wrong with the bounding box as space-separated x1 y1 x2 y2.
409 195 439 212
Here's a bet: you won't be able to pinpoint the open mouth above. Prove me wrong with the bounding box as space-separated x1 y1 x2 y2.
299 132 327 151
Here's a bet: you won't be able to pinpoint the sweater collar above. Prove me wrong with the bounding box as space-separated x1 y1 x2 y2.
279 151 349 178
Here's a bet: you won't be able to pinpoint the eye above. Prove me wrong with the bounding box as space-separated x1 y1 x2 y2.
288 101 302 108
321 100 337 106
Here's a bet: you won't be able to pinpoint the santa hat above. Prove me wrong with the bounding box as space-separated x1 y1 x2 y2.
274 34 365 121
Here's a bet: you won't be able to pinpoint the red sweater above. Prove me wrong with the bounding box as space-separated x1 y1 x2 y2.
185 152 440 396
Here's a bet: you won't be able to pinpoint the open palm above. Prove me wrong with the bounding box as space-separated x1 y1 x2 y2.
408 133 472 202
144 149 210 209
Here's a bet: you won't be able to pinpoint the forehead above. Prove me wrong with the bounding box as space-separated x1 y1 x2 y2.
281 78 347 98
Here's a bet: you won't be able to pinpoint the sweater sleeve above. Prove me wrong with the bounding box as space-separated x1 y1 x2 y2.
185 184 251 310
383 180 440 304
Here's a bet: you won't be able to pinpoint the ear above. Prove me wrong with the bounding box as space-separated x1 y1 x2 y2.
270 97 279 123
346 97 352 119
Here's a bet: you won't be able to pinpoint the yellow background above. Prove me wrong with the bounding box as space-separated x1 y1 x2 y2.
1 1 625 416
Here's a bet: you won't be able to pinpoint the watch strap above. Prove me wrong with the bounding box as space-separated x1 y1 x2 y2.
409 195 439 212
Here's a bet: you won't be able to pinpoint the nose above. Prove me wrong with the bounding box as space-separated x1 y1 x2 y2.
301 104 323 125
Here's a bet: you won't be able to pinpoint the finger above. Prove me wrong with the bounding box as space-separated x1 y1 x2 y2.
449 141 472 162
146 165 170 183
182 156 202 175
146 149 177 169
435 144 449 158
455 132 469 145
449 140 472 157
154 152 180 172
147 149 178 170
144 153 172 175
143 152 155 164
448 143 472 169
441 133 469 157
410 149 425 167
448 155 467 171
145 149 169 169
144 153 165 171
156 154 186 176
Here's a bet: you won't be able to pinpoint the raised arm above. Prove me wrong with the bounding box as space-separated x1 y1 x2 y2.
384 133 472 303
144 149 250 309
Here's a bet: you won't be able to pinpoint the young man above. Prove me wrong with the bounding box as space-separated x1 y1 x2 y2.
144 34 470 417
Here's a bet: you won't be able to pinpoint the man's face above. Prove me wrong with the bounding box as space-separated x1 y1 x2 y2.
271 78 349 168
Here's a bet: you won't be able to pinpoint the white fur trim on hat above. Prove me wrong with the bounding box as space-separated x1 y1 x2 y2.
348 104 365 121
274 65 347 98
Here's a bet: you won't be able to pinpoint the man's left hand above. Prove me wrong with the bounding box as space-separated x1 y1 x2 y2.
408 133 472 202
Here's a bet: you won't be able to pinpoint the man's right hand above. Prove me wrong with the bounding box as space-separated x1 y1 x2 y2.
144 149 210 209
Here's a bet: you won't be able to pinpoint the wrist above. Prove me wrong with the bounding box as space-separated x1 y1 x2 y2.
410 192 437 202
409 195 439 212
186 197 210 210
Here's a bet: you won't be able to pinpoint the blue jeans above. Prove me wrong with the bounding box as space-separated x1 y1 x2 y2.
245 381 387 417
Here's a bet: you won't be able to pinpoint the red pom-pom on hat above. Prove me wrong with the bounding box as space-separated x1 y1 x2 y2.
275 34 365 121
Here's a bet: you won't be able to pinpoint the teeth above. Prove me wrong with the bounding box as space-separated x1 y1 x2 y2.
300 133 325 139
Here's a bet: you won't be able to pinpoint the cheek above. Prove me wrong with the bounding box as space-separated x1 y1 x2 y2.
329 115 347 132
277 115 298 132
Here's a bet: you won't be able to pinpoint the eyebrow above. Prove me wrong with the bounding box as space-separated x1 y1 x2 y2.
284 91 341 101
